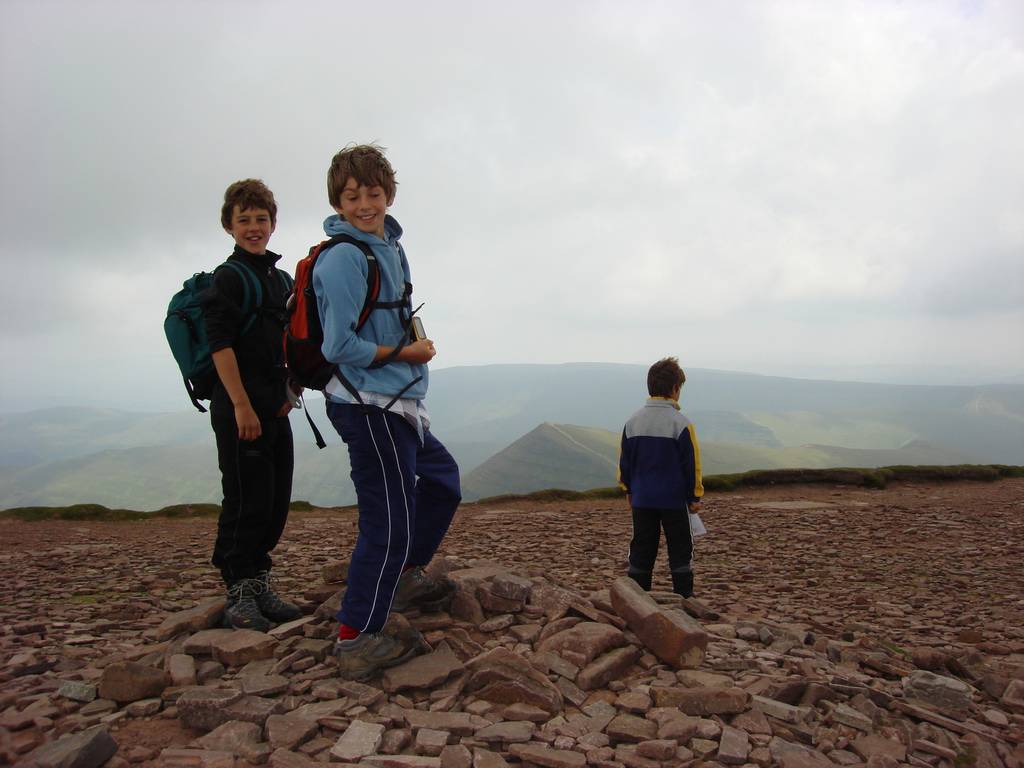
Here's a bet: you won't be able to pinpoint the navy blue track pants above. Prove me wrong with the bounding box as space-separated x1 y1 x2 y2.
328 402 461 633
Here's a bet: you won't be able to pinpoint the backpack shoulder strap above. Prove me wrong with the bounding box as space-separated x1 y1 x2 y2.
317 234 379 332
217 259 263 313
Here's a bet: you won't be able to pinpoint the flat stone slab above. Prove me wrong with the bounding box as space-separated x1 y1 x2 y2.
331 719 385 762
509 743 586 768
153 598 226 641
382 640 464 692
744 501 836 510
24 725 117 768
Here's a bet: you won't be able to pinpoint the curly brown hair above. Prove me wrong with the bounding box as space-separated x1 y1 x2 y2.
221 179 277 228
327 143 397 208
647 357 686 398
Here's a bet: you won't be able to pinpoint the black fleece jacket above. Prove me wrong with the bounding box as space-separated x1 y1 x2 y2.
203 246 292 420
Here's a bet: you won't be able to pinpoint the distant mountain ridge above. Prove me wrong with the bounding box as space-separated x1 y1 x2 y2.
2 363 1021 509
461 422 973 500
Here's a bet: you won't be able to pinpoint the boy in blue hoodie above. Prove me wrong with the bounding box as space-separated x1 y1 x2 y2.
314 144 462 680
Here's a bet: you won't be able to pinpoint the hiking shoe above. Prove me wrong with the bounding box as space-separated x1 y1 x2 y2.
224 578 271 633
255 571 303 623
392 566 455 613
333 627 428 681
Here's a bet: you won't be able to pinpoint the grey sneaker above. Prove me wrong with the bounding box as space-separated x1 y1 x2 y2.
392 566 455 613
224 578 271 632
333 628 428 681
255 571 303 623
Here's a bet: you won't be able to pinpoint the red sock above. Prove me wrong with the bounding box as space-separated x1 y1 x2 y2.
338 624 359 641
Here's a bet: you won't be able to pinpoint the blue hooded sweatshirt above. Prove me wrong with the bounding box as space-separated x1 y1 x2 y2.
312 214 429 402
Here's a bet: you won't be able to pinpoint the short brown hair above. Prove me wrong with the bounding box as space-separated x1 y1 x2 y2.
647 357 686 397
221 179 277 229
327 143 397 208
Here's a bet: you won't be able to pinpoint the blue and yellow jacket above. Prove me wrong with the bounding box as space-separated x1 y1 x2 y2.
619 398 703 509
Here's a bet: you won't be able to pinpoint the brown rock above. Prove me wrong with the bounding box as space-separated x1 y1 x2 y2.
153 598 226 641
209 630 277 667
472 748 509 768
464 647 564 714
508 743 586 768
476 586 524 613
440 744 472 768
717 725 750 765
183 628 237 656
330 719 385 762
449 588 485 625
650 686 750 715
23 725 117 768
222 695 281 727
474 721 536 743
606 713 658 743
168 654 198 687
403 709 489 736
156 748 236 767
321 560 349 583
490 573 533 602
362 757 442 768
535 622 627 666
195 721 266 763
176 688 245 731
269 748 321 768
636 740 676 761
609 577 707 668
266 713 319 751
578 645 642 691
382 641 463 692
1002 678 1024 713
98 661 169 703
850 734 907 762
415 728 451 757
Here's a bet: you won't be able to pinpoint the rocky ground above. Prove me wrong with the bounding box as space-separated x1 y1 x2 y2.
1 478 1022 768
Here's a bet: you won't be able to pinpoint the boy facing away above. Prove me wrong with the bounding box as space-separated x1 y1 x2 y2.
313 144 462 680
202 179 303 632
618 357 704 598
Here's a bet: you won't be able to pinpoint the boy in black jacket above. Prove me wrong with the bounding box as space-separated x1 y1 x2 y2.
203 179 303 631
618 357 704 598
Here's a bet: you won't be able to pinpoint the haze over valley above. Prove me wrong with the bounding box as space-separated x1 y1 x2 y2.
3 363 1021 510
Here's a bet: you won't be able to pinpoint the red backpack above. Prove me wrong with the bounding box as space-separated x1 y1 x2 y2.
285 234 381 392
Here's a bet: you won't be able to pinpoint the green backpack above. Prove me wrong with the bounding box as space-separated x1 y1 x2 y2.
164 260 268 412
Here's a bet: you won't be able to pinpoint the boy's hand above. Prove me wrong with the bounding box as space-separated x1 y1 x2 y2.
402 339 436 365
689 501 702 513
235 403 262 441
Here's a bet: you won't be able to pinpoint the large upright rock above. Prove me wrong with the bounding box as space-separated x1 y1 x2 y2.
609 577 707 668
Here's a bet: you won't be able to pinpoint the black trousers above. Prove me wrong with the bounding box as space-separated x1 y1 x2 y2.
628 507 694 597
210 407 294 583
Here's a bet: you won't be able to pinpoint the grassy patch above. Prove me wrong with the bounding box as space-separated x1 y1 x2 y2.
3 464 1020 519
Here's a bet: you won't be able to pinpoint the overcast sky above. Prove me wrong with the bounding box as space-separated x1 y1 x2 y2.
2 0 1022 413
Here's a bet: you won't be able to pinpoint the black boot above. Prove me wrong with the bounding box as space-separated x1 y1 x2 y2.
628 568 653 591
224 578 272 632
255 570 303 623
671 569 694 598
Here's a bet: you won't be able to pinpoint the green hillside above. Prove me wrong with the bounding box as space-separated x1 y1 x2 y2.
461 423 974 500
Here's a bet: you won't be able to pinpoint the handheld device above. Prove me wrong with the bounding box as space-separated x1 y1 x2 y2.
411 316 426 341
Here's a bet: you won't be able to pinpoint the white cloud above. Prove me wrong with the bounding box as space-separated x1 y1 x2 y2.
1 0 1022 412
